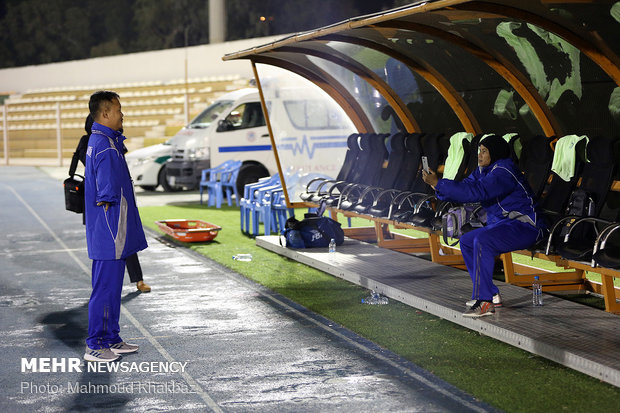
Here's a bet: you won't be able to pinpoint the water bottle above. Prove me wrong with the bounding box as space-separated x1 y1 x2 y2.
328 238 336 259
362 290 388 305
532 276 543 306
233 254 253 262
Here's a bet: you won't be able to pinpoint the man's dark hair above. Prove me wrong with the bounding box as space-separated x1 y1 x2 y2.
89 90 119 120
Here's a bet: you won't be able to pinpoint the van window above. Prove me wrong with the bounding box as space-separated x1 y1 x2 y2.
223 102 266 130
284 100 347 130
190 100 234 128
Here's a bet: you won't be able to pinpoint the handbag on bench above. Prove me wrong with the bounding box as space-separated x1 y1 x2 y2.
442 203 487 246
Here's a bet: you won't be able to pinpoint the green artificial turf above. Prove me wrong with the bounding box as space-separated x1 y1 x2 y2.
139 204 619 412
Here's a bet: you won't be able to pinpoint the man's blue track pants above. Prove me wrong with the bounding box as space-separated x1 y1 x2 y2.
86 259 125 349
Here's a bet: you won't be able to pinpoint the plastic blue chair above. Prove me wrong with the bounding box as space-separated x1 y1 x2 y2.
250 182 283 235
252 169 302 236
199 160 237 205
268 170 302 234
240 174 280 234
270 189 295 234
222 166 242 207
202 160 242 208
243 176 283 235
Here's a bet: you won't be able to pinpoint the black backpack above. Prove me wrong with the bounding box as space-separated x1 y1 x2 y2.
281 213 344 248
559 188 595 238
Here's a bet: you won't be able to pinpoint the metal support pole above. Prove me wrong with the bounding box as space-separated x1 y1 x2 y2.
184 92 190 126
184 27 190 125
3 104 8 165
208 0 226 44
56 102 62 166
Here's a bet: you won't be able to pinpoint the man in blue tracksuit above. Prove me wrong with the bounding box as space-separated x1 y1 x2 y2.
83 91 148 361
423 135 546 317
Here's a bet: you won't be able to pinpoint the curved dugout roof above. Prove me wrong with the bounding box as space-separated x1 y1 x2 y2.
224 0 620 138
224 0 620 205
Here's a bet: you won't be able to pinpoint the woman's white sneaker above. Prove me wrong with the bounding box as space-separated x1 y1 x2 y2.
463 300 495 318
466 293 502 308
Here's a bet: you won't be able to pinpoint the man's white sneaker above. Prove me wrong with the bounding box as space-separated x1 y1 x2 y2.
466 293 502 308
110 342 139 354
84 347 120 362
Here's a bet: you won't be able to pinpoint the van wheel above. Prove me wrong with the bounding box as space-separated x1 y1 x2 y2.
158 166 179 192
140 185 157 191
236 164 269 196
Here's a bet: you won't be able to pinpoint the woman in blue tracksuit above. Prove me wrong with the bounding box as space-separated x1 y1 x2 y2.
84 91 148 361
423 135 545 318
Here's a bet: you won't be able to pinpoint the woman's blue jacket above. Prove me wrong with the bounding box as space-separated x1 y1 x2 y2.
435 158 544 229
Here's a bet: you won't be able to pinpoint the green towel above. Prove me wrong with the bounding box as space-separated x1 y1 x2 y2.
443 132 473 180
479 133 495 144
503 133 518 142
551 134 589 182
493 89 518 120
609 87 620 122
504 133 520 159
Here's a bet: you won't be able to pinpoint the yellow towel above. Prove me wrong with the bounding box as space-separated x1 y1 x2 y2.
443 132 473 180
551 135 589 181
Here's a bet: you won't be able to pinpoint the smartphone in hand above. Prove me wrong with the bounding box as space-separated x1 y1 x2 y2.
422 156 430 173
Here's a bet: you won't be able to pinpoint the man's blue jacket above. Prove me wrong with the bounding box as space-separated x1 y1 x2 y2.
435 158 543 229
84 122 147 260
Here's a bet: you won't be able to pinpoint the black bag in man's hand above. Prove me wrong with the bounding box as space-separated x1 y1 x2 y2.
64 138 86 214
64 174 84 213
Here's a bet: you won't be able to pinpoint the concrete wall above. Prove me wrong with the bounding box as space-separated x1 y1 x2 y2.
0 35 281 94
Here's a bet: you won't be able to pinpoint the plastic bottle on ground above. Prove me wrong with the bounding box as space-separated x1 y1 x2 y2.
362 290 388 305
328 238 336 260
233 254 253 262
532 276 543 306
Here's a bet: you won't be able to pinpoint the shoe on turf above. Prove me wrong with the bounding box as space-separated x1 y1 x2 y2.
466 293 502 308
110 342 139 354
84 346 120 362
136 280 151 293
463 300 495 318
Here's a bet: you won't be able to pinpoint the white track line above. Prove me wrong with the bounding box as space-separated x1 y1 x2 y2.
5 185 222 413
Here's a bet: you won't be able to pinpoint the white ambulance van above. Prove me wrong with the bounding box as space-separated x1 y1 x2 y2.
164 88 274 194
129 86 354 197
126 89 246 191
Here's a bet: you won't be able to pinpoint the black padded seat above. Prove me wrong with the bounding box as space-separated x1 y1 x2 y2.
341 132 408 212
529 137 588 254
593 245 620 269
519 135 555 199
320 133 388 207
552 136 618 261
393 132 468 227
299 133 360 202
308 133 372 203
366 132 427 218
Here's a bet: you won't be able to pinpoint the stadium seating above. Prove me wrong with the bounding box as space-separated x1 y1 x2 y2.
1 75 249 159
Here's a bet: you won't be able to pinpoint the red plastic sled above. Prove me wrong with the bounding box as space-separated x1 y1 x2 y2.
155 219 222 242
